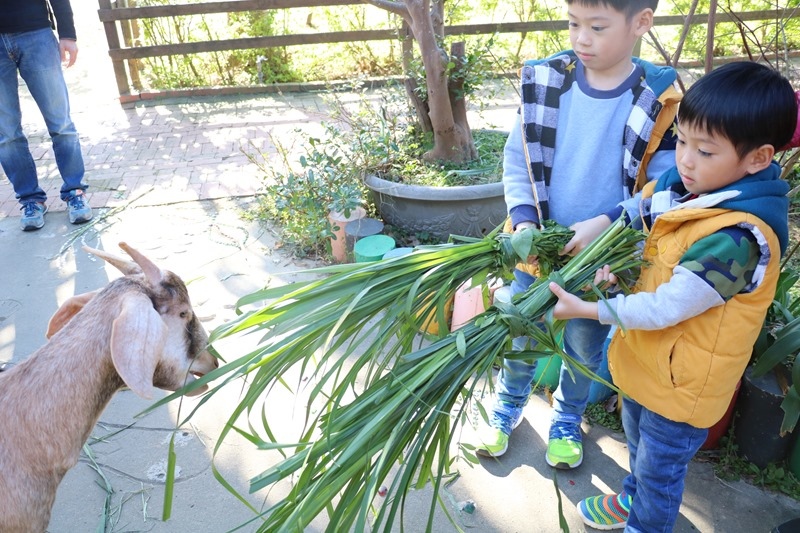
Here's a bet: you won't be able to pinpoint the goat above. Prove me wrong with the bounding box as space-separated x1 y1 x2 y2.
0 242 219 533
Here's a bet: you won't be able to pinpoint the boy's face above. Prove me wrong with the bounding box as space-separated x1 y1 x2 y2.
568 3 652 82
675 123 760 195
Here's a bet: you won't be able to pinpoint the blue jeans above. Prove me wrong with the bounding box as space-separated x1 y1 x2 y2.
0 28 86 205
621 398 708 532
496 269 610 420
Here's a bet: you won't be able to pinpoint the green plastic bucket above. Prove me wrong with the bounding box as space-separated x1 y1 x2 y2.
354 235 396 262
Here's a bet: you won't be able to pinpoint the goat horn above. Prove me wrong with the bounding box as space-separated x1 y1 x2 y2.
118 242 163 284
83 245 141 275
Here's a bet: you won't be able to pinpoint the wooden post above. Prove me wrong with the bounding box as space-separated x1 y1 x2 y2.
705 0 718 73
97 0 132 100
117 0 142 91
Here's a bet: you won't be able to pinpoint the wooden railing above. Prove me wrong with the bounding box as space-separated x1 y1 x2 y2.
96 0 798 102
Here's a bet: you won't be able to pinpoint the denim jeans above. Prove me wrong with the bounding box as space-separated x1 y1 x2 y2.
496 268 610 420
621 397 708 532
0 28 86 205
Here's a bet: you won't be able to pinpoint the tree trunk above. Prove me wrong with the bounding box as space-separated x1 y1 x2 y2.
364 0 476 164
447 41 476 160
405 1 474 164
401 21 432 132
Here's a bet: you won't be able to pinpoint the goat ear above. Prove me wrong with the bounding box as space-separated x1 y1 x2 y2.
46 290 100 339
110 293 167 399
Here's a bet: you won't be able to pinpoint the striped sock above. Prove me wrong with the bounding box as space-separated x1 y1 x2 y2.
577 492 631 530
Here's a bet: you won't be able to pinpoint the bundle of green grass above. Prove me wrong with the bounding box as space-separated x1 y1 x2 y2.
158 220 644 532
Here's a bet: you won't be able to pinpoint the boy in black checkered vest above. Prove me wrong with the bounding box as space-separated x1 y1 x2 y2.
472 0 680 471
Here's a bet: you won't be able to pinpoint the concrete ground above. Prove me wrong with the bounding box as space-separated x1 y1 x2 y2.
4 200 800 533
1 2 800 532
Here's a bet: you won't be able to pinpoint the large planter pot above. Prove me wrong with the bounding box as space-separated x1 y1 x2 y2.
364 174 508 241
733 366 797 468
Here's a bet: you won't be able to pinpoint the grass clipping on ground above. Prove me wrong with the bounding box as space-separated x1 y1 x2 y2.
161 220 644 532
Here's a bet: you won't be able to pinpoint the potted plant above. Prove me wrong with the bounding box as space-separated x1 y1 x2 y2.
734 244 800 468
326 0 512 242
311 82 509 242
246 134 367 258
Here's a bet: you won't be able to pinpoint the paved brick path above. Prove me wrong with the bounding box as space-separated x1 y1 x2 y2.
0 84 337 218
0 1 517 222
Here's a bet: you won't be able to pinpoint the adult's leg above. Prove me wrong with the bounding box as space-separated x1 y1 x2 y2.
0 33 46 204
15 28 86 201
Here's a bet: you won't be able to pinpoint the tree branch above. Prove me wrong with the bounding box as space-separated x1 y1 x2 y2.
361 0 408 19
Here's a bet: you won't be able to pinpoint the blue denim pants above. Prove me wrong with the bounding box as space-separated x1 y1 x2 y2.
496 269 610 420
621 397 708 532
0 28 86 205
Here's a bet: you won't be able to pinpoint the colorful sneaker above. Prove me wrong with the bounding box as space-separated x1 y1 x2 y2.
546 414 583 469
20 202 47 231
66 190 93 224
474 400 524 457
577 492 631 530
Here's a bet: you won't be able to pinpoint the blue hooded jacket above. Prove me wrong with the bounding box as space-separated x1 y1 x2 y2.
655 162 789 255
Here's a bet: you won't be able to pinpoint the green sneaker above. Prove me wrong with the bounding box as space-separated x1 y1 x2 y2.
577 492 631 530
545 416 583 469
473 400 523 457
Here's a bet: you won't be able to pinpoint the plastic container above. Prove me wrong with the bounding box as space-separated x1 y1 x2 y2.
450 278 503 331
419 295 453 336
345 217 384 252
700 379 741 450
382 247 414 260
328 207 366 263
533 354 562 390
734 366 797 468
354 234 395 262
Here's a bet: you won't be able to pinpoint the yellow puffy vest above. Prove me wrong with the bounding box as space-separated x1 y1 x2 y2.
608 203 781 428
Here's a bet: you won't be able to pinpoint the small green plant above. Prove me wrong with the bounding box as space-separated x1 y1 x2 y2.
585 398 623 432
247 83 507 256
709 429 800 500
247 133 365 257
751 255 800 435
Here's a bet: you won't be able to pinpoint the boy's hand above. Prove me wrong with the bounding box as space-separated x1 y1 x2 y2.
549 266 615 320
560 214 612 256
591 265 618 290
549 282 596 320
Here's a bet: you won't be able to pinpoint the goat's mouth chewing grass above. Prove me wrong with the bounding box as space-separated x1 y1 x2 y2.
154 220 644 532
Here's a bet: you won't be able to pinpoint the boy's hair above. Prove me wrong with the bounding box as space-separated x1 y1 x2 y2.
565 0 658 19
678 62 798 159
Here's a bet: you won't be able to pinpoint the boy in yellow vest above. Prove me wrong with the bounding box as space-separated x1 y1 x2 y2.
549 61 797 530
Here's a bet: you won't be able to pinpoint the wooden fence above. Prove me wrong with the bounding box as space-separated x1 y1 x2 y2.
96 0 798 103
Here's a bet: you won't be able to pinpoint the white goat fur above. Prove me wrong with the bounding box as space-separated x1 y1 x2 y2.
0 242 218 533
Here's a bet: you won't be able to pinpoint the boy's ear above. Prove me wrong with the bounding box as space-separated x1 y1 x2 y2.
632 8 654 36
744 144 775 174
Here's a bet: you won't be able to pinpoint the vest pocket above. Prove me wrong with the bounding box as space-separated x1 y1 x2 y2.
656 328 686 388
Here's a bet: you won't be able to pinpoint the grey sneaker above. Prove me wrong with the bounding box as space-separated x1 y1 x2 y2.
20 202 47 231
66 191 92 224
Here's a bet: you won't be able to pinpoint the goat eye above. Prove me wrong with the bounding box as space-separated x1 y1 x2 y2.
180 311 188 319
